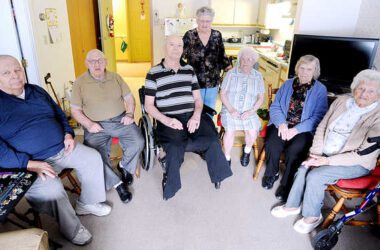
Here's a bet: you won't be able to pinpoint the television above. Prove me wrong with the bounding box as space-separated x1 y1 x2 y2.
288 34 379 94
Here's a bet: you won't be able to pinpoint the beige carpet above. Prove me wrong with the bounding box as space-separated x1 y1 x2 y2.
2 147 379 249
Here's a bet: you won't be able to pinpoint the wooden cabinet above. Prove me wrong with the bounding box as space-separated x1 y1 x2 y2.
211 0 260 25
279 66 288 86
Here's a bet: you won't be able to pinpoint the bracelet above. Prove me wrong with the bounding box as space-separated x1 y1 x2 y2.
125 112 134 118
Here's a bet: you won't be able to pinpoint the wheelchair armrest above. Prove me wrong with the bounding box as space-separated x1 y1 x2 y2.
202 105 217 116
138 86 145 105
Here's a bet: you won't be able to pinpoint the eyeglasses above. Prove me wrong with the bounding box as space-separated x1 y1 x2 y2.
87 58 106 65
240 57 254 63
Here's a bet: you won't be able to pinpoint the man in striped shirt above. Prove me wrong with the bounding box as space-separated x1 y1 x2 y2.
144 35 233 200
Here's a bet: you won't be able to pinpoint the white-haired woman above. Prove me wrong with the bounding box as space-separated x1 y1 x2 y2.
220 47 264 167
182 6 232 109
271 69 380 234
262 55 328 203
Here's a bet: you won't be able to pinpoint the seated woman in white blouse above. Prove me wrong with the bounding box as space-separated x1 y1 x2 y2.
220 47 264 167
271 69 380 234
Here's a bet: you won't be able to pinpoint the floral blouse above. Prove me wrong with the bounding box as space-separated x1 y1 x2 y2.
182 29 231 88
286 77 315 127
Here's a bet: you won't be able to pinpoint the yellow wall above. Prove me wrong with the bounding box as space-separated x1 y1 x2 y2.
113 0 130 61
126 0 151 62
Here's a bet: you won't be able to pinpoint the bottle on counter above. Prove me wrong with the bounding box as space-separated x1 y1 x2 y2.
254 31 260 44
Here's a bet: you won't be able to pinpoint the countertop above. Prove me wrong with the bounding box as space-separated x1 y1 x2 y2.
224 42 289 68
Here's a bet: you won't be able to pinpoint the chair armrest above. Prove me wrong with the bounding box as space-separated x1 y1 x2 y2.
202 105 217 116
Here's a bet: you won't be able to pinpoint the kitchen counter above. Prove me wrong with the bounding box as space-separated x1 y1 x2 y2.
224 42 289 69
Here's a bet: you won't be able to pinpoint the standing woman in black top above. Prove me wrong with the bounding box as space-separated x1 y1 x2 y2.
183 6 232 109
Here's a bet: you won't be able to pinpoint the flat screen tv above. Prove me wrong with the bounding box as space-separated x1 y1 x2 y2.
288 34 379 94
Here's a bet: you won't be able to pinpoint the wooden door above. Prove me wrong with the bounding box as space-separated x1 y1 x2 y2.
127 0 151 62
67 0 100 77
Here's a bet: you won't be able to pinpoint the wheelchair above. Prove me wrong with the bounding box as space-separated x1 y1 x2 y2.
137 86 218 173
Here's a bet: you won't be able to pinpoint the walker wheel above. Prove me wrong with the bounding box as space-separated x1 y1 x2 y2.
312 229 339 250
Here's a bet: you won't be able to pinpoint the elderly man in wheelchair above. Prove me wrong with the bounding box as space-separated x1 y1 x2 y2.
141 35 233 200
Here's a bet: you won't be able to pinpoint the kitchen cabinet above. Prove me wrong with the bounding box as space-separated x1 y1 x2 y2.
211 0 235 24
279 66 288 85
257 0 268 26
258 0 298 29
211 0 260 25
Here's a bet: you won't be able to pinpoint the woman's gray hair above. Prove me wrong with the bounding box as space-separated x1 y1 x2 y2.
351 69 380 94
196 6 215 19
295 54 321 80
237 47 259 66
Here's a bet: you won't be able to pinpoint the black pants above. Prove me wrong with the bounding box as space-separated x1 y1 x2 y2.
157 112 233 199
263 124 313 192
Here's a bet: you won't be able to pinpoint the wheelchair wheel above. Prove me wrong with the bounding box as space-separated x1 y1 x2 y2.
138 116 155 171
312 229 339 250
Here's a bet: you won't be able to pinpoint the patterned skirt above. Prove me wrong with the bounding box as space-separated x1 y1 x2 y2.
220 107 261 131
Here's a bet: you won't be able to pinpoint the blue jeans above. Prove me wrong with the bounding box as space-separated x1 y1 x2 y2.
200 87 218 109
286 164 370 217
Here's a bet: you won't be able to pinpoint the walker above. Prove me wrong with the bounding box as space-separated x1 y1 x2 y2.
312 136 380 250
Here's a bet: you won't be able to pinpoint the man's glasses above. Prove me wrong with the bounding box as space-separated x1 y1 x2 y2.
87 58 106 65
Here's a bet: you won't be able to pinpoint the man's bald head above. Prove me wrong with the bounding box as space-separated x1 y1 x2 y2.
86 49 106 61
85 49 107 79
0 55 25 95
0 55 20 64
164 35 183 62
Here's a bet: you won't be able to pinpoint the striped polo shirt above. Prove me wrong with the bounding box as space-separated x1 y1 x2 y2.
145 60 200 115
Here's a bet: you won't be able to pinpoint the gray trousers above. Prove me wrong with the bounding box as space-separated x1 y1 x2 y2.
25 143 106 241
286 164 370 217
84 113 144 190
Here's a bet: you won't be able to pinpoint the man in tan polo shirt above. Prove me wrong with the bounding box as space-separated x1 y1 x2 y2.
71 49 144 203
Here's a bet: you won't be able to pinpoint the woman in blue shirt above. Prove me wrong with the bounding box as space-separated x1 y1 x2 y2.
262 55 328 202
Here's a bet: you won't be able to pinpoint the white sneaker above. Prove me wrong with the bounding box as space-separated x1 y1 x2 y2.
293 214 323 234
75 201 112 216
271 205 301 218
71 225 92 245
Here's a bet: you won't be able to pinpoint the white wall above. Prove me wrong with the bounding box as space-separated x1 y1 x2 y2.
151 0 209 64
0 1 21 59
354 0 380 70
26 0 75 99
294 0 362 36
1 0 40 87
0 0 75 100
294 0 380 70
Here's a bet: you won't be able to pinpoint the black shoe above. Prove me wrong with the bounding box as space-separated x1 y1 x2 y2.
116 183 132 203
275 185 289 201
162 173 168 193
117 164 134 186
214 181 221 189
262 173 279 189
240 152 250 167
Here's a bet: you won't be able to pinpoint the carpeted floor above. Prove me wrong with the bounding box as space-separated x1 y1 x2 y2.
1 147 379 250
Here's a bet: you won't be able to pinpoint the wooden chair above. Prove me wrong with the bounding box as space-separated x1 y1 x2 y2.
217 115 259 161
253 83 279 180
110 137 141 177
322 163 380 228
58 169 81 195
